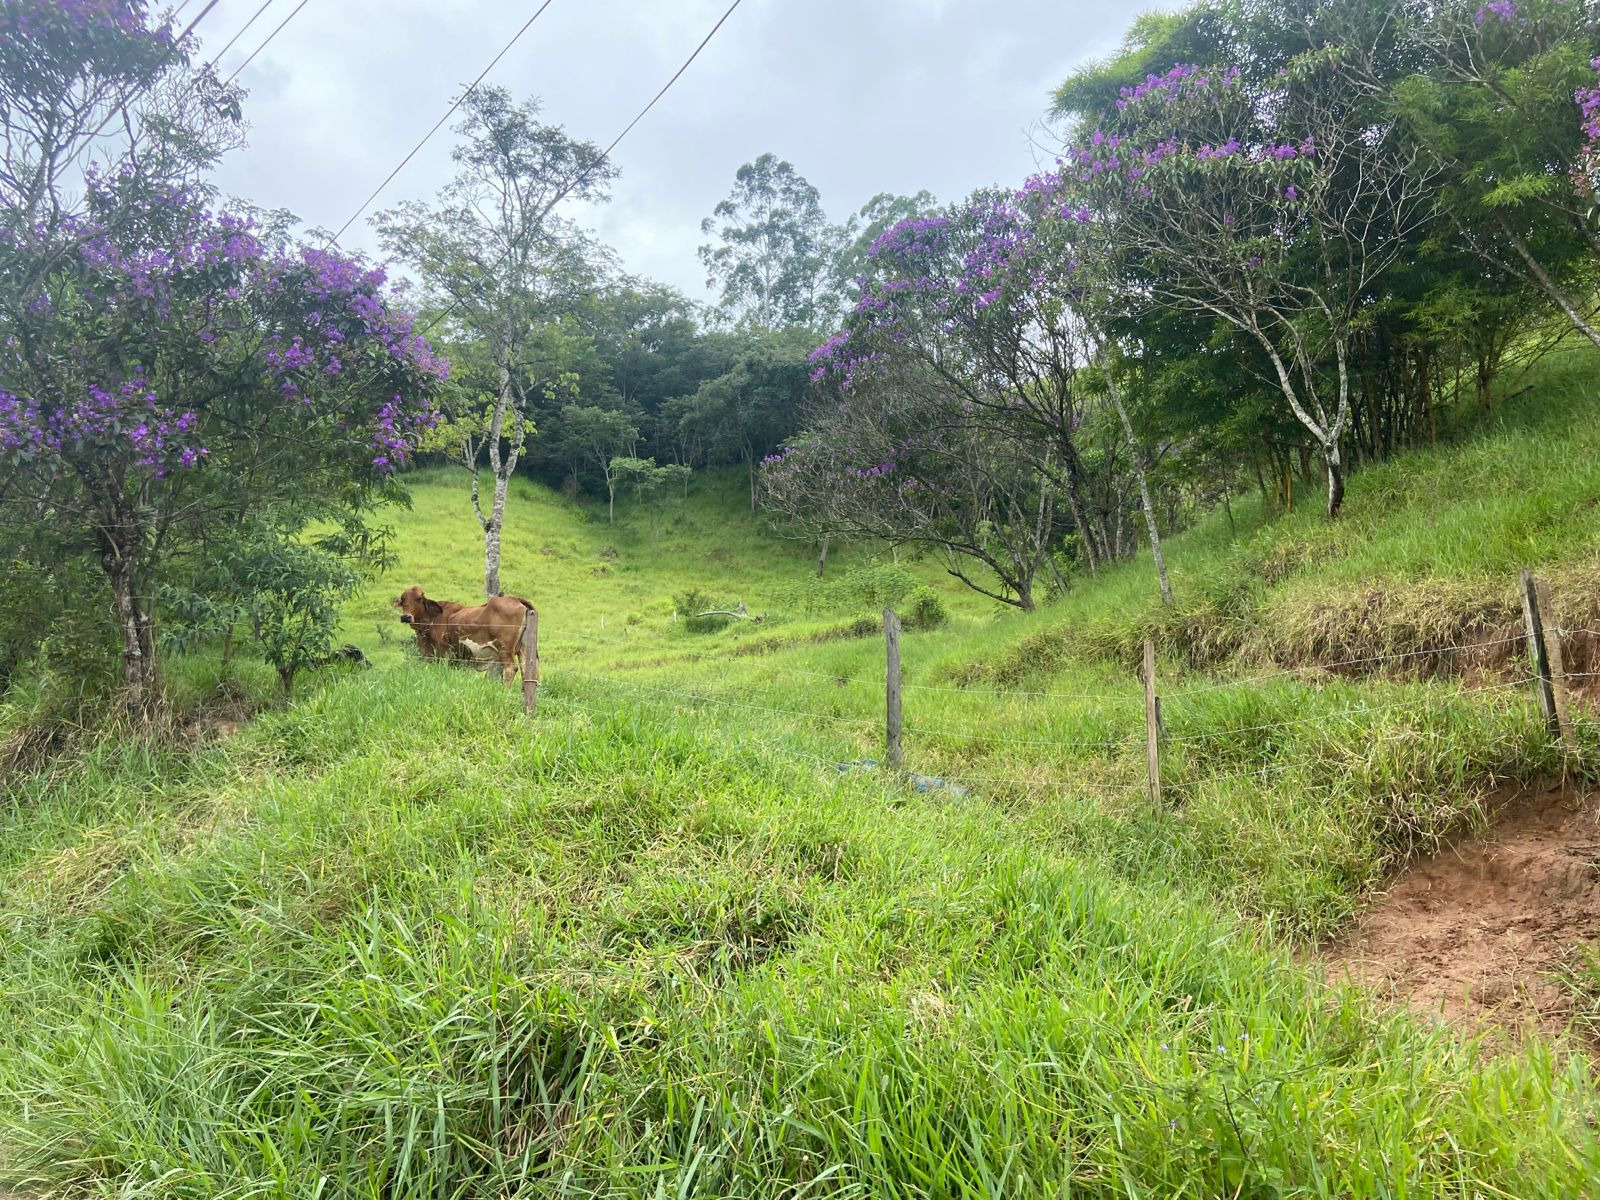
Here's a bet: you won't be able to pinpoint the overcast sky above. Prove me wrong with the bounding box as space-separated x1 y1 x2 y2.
204 0 1162 304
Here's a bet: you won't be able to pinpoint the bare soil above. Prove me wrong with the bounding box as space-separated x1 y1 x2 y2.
1322 783 1600 1044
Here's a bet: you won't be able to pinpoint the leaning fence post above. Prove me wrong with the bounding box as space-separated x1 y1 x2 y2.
1519 569 1563 741
1143 638 1162 811
521 608 540 713
1524 572 1574 751
884 608 904 771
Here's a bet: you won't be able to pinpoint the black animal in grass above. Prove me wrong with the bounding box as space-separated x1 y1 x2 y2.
309 644 371 672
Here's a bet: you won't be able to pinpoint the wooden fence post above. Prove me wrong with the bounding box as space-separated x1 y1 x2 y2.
1143 638 1162 811
1519 569 1564 741
884 608 904 771
521 608 540 713
1522 572 1574 750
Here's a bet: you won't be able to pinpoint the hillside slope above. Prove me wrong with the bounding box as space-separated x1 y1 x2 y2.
1 667 1596 1197
3 351 1600 1196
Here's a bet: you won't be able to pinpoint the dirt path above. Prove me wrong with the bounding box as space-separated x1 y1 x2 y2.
1322 784 1600 1043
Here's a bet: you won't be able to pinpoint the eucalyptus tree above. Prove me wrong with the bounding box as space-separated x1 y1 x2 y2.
699 153 846 329
829 190 938 294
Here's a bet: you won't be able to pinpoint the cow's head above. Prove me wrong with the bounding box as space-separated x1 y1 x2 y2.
395 585 444 626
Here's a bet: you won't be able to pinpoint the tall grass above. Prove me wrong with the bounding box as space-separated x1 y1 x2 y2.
4 350 1600 1195
1 669 1596 1197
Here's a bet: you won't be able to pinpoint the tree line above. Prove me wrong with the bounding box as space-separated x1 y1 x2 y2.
762 0 1600 611
379 102 939 596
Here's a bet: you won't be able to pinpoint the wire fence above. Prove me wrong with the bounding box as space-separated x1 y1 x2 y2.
139 573 1597 803
528 621 1569 807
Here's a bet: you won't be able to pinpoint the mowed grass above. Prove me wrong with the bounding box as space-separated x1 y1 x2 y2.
4 349 1600 1195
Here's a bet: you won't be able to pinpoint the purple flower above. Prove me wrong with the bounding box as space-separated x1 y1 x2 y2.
1474 0 1519 25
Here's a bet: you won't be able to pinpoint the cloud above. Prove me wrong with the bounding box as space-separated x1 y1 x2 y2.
206 0 1160 301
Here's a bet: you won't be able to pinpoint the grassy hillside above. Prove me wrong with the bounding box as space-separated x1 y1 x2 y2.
2 671 1596 1197
340 465 992 668
3 350 1600 1196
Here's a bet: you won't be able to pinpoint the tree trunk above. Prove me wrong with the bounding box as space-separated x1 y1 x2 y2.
480 355 525 598
1324 444 1346 519
1055 442 1101 573
484 469 511 596
1045 550 1070 599
1498 218 1600 350
816 536 829 578
102 537 159 716
1104 367 1173 608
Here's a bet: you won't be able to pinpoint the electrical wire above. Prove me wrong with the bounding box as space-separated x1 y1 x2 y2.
417 0 746 337
225 0 313 84
326 0 561 246
208 0 278 66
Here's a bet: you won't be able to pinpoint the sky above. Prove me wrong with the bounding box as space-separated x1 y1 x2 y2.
204 0 1164 305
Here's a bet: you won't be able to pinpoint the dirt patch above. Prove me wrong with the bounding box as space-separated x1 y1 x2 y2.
1322 784 1600 1044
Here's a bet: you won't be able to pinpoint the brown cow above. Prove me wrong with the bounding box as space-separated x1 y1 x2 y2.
395 586 536 685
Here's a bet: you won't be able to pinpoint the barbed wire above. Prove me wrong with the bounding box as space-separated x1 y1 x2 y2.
1167 632 1531 697
535 625 1540 706
539 686 850 774
558 669 880 732
1162 676 1540 744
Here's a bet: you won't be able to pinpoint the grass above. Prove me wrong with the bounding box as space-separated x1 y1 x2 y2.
2 668 1597 1197
3 349 1600 1195
342 466 988 669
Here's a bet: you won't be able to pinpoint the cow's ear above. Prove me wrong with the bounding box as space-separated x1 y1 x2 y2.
423 598 444 618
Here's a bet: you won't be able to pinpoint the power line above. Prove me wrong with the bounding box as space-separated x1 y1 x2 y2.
327 0 561 247
209 0 278 67
72 0 223 159
417 0 745 337
179 0 223 40
225 0 313 84
592 0 743 168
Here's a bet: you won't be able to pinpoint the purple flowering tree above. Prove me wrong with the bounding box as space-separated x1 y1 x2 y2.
761 368 1058 610
1068 57 1431 517
1008 174 1176 605
1583 57 1600 204
0 2 445 713
810 192 1112 571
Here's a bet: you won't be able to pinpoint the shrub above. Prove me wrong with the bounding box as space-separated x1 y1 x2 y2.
905 586 948 630
674 589 738 633
773 563 920 617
